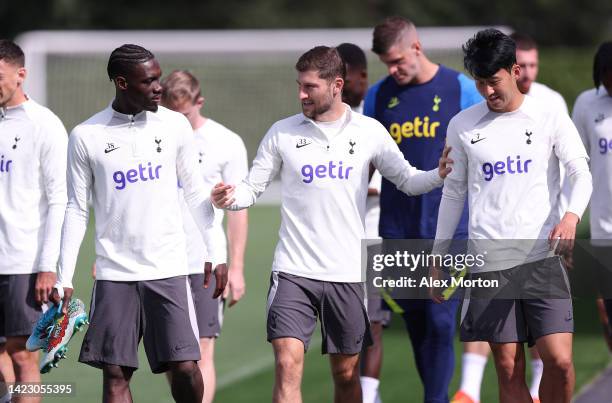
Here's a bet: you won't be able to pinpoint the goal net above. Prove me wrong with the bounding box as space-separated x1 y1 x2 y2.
16 28 509 159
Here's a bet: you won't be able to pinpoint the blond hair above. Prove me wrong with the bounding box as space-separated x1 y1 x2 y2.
161 70 201 105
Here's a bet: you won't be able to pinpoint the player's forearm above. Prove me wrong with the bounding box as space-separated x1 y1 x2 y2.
56 204 89 289
227 209 248 271
375 141 443 196
188 199 225 265
37 202 67 272
432 191 466 256
565 158 592 220
400 169 444 196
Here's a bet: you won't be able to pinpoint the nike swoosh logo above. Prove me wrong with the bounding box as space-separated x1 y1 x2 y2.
470 138 486 144
296 143 312 149
104 147 120 154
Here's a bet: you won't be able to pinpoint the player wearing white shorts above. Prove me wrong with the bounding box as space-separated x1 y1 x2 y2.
51 44 226 403
161 69 248 403
212 46 453 403
453 32 570 403
0 39 67 403
434 30 592 403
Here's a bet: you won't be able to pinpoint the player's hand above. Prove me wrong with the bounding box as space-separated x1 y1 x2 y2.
223 265 246 307
203 262 229 299
213 264 229 299
429 265 445 304
438 146 453 179
50 287 73 315
548 212 579 255
211 182 235 209
35 272 57 305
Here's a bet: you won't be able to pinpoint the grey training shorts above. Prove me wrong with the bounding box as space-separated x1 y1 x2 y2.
79 276 200 373
266 271 372 355
460 256 573 346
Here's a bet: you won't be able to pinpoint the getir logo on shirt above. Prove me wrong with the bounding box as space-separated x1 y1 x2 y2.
482 155 532 182
301 161 353 183
389 116 441 144
0 154 12 173
113 162 162 189
599 138 612 154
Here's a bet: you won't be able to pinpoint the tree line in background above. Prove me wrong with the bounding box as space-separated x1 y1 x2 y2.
1 0 610 46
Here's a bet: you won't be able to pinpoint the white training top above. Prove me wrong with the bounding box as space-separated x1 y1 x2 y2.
181 119 248 273
573 88 612 244
365 171 382 239
228 105 443 282
0 99 67 274
527 82 571 214
527 82 568 116
350 103 382 240
435 96 591 271
57 104 217 288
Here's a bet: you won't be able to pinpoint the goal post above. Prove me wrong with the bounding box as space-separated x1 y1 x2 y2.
15 27 509 175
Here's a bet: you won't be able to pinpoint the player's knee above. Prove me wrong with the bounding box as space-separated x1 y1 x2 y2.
169 360 200 380
103 365 133 391
275 353 302 383
331 361 359 386
544 354 573 376
494 355 525 383
8 348 37 370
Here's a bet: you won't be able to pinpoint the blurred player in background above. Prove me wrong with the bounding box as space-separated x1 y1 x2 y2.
161 70 248 403
365 17 482 403
572 41 612 351
0 39 67 403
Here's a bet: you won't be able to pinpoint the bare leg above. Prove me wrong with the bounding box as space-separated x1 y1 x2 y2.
6 336 40 403
102 365 134 403
198 338 216 403
272 338 304 403
489 342 532 403
534 333 574 403
330 353 361 403
0 344 15 402
166 338 215 403
168 361 204 403
361 321 383 378
360 321 383 403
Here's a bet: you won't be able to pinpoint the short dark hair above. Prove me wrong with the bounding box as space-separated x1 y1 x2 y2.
295 46 345 81
107 44 155 80
0 40 25 67
510 32 538 51
372 16 415 55
463 29 516 79
593 42 612 89
336 43 367 71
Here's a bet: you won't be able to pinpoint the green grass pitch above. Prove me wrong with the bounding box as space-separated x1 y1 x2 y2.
37 205 610 402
